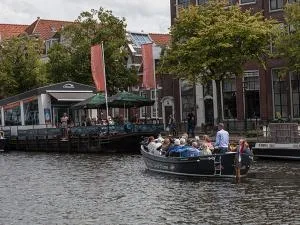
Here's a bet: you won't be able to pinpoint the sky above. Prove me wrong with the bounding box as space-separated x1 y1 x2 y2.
0 0 171 33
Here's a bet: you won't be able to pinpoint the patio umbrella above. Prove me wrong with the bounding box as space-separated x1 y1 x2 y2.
71 93 108 109
109 91 155 108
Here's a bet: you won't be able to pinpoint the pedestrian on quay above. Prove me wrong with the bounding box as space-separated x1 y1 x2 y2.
187 112 196 138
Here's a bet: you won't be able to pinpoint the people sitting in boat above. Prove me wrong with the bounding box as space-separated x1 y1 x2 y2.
147 136 161 155
165 138 181 157
181 132 189 141
201 143 212 156
202 135 213 150
179 146 201 157
179 138 187 146
191 141 199 149
161 138 171 155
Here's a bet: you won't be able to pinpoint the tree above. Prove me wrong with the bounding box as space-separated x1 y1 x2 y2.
160 0 274 122
47 7 138 94
275 2 300 71
0 35 48 98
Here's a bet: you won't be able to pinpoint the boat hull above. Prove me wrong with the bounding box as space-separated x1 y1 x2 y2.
141 147 252 178
253 143 300 160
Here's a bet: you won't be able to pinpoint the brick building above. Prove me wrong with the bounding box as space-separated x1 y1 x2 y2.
169 0 299 130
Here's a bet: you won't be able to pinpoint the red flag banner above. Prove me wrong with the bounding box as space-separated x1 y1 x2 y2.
141 43 155 89
91 44 106 92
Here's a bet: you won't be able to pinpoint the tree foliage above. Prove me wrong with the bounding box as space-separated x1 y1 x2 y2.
47 7 138 94
275 2 300 71
160 0 274 121
0 35 48 98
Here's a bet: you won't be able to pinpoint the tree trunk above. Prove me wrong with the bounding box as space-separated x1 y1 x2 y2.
215 79 222 124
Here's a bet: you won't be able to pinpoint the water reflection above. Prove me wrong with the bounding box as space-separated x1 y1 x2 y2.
0 152 299 225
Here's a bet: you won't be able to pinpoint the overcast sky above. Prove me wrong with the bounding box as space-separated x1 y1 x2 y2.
0 0 171 33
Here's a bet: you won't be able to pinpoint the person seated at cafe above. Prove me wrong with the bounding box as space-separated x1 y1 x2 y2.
108 116 114 125
86 117 92 126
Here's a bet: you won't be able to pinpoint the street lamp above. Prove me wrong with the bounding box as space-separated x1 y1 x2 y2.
242 81 248 131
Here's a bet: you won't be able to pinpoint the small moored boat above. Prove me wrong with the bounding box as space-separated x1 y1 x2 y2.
140 145 253 178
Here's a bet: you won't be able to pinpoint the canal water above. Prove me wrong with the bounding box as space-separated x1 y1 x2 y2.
0 152 299 225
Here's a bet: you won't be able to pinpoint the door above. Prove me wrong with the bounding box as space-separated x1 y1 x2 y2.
165 106 173 126
204 99 214 125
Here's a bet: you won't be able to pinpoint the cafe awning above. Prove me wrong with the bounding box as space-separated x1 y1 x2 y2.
48 92 95 102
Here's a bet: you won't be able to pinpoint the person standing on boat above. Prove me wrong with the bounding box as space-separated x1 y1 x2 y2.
214 123 229 154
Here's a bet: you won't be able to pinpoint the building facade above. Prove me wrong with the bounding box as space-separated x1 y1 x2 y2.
170 0 298 129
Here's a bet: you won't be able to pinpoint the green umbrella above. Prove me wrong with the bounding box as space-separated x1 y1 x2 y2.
109 91 155 108
71 93 108 109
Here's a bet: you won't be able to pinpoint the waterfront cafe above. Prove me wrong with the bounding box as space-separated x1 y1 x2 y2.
0 81 96 132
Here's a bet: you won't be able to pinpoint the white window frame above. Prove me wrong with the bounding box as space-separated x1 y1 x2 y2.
239 0 256 5
139 91 147 119
269 0 284 12
271 67 288 119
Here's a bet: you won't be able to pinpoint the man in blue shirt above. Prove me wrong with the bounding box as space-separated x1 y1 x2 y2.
215 123 229 154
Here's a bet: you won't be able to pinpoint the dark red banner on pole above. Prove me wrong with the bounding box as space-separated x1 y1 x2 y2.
91 44 106 92
141 43 155 89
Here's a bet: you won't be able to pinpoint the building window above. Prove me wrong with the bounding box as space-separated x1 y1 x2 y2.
0 109 2 126
178 0 190 8
244 70 260 119
272 69 288 119
222 78 237 119
150 90 158 118
139 91 147 118
181 80 195 122
24 99 39 125
270 0 283 11
291 71 300 118
197 0 208 4
240 0 255 4
4 103 21 126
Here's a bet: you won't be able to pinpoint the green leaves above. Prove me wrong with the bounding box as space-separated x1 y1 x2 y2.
47 7 138 94
275 2 300 72
160 0 274 121
0 35 47 97
161 0 274 83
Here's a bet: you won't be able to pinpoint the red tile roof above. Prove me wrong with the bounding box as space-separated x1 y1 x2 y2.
0 24 28 40
149 33 171 46
25 18 73 40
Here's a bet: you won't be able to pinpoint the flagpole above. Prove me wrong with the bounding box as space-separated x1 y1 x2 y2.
101 41 109 121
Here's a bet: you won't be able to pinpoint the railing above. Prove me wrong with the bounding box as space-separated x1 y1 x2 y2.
0 123 164 139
